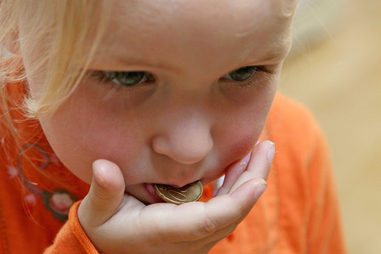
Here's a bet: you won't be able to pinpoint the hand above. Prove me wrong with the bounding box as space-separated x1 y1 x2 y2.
77 140 274 254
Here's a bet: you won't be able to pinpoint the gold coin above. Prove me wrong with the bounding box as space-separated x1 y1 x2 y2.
153 180 203 205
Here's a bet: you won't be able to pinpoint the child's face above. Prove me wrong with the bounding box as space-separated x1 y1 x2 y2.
22 0 295 204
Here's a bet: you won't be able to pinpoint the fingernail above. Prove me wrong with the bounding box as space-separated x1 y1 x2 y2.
93 166 106 186
254 183 267 200
236 160 247 174
243 152 252 164
267 142 275 163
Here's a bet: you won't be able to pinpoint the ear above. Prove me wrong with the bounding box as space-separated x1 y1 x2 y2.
2 28 21 55
273 0 299 18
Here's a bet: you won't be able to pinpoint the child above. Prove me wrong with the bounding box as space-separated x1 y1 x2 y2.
0 0 346 253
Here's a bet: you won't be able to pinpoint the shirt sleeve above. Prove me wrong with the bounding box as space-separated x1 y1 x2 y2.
43 201 99 254
306 124 347 254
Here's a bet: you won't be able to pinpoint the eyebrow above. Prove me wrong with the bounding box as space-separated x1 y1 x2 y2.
111 55 181 72
103 42 290 73
110 54 284 74
247 45 291 65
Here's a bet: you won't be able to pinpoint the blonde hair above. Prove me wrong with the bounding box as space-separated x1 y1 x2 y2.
0 1 111 164
1 0 111 117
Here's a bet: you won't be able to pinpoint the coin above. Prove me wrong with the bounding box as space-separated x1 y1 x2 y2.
153 180 203 205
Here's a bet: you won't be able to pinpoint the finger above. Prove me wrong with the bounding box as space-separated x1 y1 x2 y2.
228 141 274 194
234 180 267 224
216 141 259 196
199 178 267 245
199 239 221 254
215 160 247 196
78 159 126 227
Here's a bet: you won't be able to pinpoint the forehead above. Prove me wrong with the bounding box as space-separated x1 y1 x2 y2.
92 0 295 72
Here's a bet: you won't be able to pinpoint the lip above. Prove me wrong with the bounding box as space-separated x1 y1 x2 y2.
145 183 165 203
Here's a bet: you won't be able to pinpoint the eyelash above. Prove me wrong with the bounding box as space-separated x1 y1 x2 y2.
90 71 153 93
90 65 271 92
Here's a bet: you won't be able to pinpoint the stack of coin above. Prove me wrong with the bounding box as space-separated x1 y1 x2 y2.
153 180 203 205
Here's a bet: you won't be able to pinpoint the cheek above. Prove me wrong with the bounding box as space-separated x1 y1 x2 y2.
39 116 94 184
214 116 262 162
38 97 147 184
213 83 277 171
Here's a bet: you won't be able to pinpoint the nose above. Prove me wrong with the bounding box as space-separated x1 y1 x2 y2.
152 117 213 164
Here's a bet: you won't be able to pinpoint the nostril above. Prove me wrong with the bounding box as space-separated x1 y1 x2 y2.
151 137 168 155
169 154 207 165
152 137 213 165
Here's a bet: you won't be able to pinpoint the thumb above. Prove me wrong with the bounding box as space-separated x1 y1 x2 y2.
78 159 126 227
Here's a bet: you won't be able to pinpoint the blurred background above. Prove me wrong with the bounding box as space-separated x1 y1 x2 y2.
281 0 381 253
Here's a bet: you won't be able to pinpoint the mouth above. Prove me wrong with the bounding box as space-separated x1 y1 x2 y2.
144 179 204 204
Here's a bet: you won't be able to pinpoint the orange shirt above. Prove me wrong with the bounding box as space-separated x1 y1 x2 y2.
0 56 346 253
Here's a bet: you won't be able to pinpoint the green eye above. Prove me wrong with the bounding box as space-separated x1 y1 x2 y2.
226 66 257 81
103 71 149 86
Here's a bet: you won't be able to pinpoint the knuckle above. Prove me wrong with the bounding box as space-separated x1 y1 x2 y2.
92 189 115 202
241 171 256 179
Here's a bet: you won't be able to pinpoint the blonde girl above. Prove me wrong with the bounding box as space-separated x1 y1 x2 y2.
0 0 346 253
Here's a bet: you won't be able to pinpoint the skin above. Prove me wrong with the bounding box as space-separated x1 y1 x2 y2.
8 0 298 252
